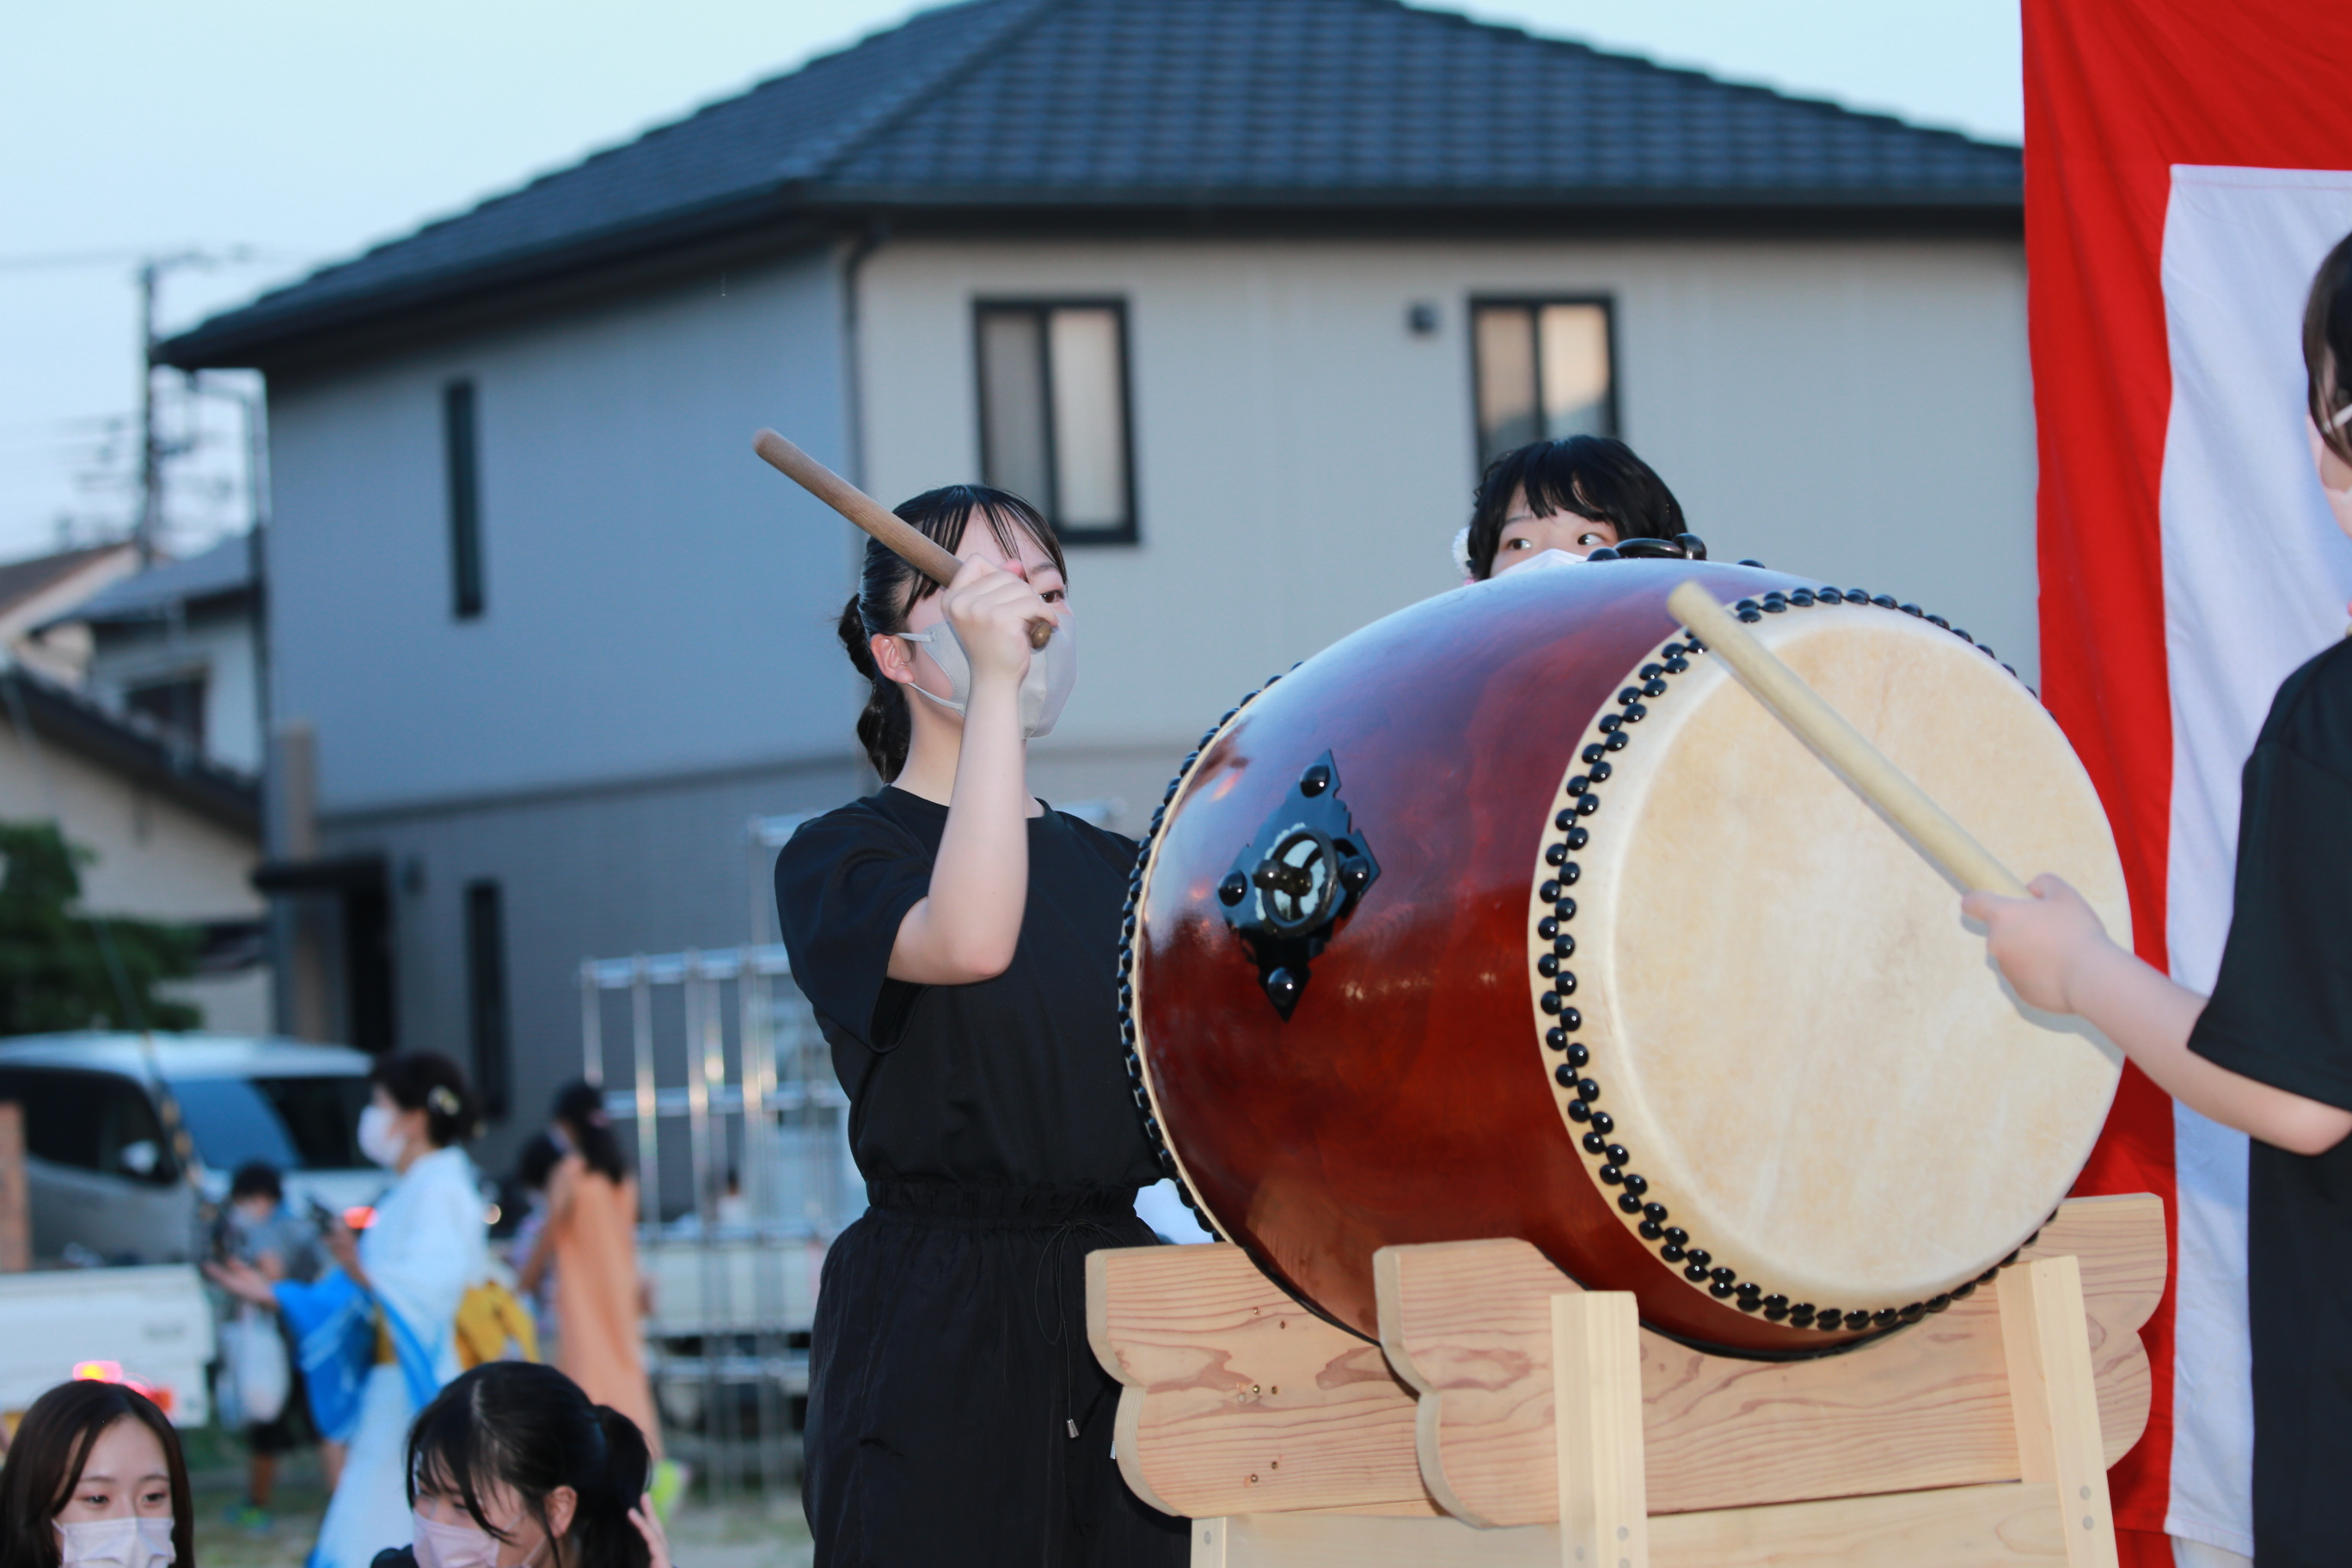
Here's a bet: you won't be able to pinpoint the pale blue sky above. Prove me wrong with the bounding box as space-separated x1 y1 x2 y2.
0 0 2022 560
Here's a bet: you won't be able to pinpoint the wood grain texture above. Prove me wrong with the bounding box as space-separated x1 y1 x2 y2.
0 1104 26 1274
1090 1245 1430 1519
1381 1195 2160 1527
1192 1482 2067 1567
1554 1293 1649 1568
1999 1258 2119 1568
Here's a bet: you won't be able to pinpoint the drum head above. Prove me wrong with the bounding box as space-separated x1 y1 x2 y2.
1544 604 2128 1317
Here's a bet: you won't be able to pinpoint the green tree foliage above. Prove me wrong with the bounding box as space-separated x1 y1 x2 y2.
0 822 201 1035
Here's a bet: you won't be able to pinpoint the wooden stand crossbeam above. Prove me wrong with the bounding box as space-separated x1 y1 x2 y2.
1089 1194 2161 1567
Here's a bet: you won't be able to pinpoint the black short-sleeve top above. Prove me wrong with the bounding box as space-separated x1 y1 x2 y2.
774 787 1160 1192
2185 637 2352 1557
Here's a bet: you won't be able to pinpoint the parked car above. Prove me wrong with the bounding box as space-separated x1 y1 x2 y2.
0 1034 387 1266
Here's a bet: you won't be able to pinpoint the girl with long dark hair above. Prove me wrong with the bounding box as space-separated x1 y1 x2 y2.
518 1082 661 1472
775 485 1185 1564
371 1361 665 1568
0 1381 192 1568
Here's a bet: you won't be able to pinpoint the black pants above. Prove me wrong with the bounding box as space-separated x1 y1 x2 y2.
803 1180 1190 1567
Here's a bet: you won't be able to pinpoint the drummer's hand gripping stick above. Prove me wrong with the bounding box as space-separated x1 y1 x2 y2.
753 429 1055 651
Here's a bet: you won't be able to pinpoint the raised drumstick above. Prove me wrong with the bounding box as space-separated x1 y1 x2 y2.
753 429 1054 650
1666 580 2030 898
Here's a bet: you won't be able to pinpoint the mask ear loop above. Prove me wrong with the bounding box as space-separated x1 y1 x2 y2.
890 629 962 713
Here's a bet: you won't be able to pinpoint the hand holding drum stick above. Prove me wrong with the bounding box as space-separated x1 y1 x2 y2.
752 429 1055 650
1666 581 2031 899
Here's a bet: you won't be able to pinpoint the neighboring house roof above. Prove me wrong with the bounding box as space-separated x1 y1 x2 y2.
160 0 2022 370
0 664 260 837
65 536 254 628
0 544 141 638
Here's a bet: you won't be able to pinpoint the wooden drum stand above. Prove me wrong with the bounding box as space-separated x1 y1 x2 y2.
1087 1193 2163 1567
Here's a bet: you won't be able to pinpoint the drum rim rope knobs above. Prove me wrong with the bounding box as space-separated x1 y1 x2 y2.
1118 560 2115 1358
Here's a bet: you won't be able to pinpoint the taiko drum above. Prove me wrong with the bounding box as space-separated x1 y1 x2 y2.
1120 560 2128 1356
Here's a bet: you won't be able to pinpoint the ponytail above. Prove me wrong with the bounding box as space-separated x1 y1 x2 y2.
836 484 1067 782
406 1363 654 1568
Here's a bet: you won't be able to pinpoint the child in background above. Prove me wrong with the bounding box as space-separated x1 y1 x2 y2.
219 1161 321 1532
506 1132 565 1357
371 1361 665 1568
0 1379 193 1568
1451 435 1692 582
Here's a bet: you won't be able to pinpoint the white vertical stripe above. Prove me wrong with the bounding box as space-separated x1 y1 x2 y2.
2156 164 2352 1556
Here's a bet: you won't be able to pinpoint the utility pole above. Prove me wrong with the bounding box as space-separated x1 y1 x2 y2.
136 260 161 564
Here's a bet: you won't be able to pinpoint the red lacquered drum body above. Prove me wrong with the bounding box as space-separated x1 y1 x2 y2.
1123 560 2128 1357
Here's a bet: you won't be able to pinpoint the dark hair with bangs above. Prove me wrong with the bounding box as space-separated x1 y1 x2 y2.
552 1081 629 1187
0 1381 193 1568
834 484 1065 781
371 1051 475 1148
1463 437 1686 580
407 1362 651 1568
2306 230 2352 466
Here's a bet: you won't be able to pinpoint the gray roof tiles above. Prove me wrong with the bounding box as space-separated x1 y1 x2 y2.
162 0 2019 366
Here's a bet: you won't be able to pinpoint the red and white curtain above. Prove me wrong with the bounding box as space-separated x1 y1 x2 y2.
2026 1 2352 1559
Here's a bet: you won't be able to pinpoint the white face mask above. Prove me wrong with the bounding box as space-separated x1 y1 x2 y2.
2311 410 2352 539
412 1509 544 1568
356 1104 408 1170
54 1517 174 1568
1493 547 1593 578
896 618 1077 739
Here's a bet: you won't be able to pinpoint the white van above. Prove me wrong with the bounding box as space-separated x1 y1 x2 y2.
0 1034 389 1265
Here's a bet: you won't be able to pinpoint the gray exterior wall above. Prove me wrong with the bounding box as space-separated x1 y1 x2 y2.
262 246 866 1165
267 248 858 818
860 235 2037 821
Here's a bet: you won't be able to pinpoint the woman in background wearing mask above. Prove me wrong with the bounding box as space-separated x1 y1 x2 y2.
0 1379 192 1568
212 1053 487 1568
370 1361 665 1568
775 487 1184 1565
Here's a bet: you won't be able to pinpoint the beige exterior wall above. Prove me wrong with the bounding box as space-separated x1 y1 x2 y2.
0 719 267 1034
857 236 2034 825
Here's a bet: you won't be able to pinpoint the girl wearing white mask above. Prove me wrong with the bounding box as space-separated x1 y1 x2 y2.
775 487 1185 1565
0 1379 191 1568
371 1361 665 1568
211 1053 487 1568
1966 233 2352 1566
1449 435 1693 585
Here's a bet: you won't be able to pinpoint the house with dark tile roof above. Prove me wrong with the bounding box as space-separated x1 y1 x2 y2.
159 0 2034 1140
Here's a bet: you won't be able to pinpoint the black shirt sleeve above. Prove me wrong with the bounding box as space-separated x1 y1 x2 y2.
2188 647 2352 1112
775 804 933 1052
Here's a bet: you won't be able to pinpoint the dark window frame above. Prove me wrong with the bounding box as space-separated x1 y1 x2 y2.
444 379 485 620
1467 296 1623 472
971 297 1140 547
463 879 510 1122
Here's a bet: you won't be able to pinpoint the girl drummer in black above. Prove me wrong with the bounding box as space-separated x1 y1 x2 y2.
1969 233 2352 1568
775 485 1185 1566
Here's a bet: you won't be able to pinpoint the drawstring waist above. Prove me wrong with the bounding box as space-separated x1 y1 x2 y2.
863 1178 1139 1228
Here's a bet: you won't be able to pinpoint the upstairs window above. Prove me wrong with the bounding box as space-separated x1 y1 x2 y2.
125 673 206 751
465 879 510 1122
1472 300 1617 468
444 379 485 619
975 301 1136 543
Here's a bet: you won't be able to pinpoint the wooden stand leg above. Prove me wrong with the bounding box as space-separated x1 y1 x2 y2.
1999 1255 2119 1568
1553 1293 1647 1568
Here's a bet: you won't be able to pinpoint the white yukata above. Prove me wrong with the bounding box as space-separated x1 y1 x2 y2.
309 1145 487 1568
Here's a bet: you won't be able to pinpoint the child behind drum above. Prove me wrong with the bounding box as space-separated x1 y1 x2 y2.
1452 435 1689 582
1966 231 2352 1568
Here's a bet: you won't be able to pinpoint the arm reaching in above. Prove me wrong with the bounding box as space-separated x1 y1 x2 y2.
1964 875 2352 1155
887 555 1067 984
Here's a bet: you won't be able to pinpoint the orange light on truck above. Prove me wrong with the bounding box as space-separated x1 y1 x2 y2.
344 1206 376 1230
71 1363 171 1413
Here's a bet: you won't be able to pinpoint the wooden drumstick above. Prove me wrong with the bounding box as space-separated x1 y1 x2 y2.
752 428 1055 650
1667 580 2032 898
